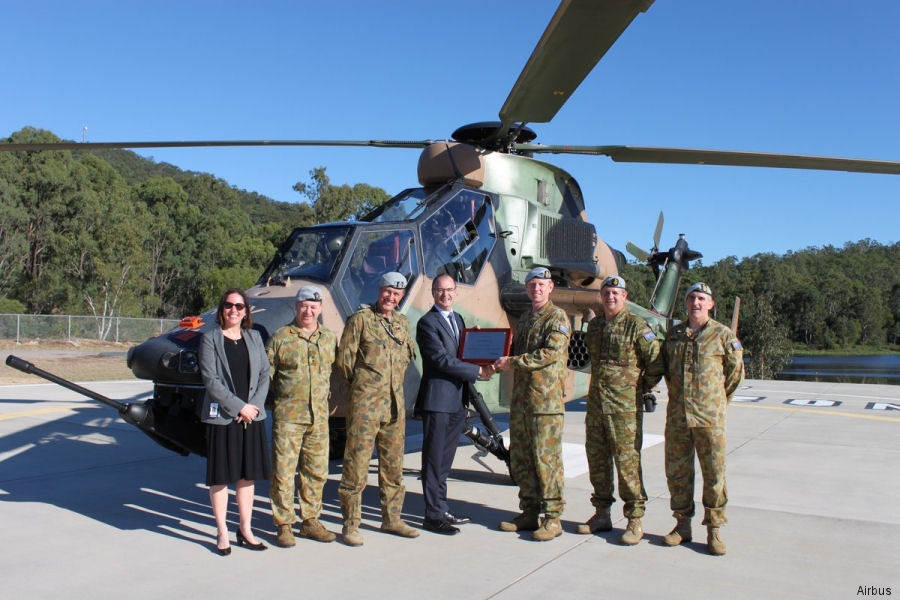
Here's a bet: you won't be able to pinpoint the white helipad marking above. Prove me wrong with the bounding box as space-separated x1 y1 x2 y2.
501 434 665 479
732 395 764 402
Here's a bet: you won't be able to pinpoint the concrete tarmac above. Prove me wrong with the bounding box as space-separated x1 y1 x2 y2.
0 378 897 599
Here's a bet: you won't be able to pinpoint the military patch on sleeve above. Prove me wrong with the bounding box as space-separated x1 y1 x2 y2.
732 340 742 350
559 325 569 334
643 331 656 341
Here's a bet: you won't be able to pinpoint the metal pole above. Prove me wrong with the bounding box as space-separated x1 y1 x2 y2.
16 314 20 344
68 315 72 342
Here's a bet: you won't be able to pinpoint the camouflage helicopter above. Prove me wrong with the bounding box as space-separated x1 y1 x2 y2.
6 0 900 461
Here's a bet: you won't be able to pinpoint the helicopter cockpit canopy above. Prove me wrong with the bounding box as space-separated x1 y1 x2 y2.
259 225 350 285
421 188 495 284
341 229 418 310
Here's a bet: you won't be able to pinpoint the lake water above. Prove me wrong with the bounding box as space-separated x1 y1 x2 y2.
776 354 900 385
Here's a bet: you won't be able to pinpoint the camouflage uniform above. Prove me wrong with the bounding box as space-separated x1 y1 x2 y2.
508 300 571 517
266 323 337 527
336 305 416 528
663 318 743 527
585 307 663 519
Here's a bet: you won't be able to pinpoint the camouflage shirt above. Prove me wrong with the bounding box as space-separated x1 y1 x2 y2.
586 307 664 415
266 323 337 425
510 300 571 414
337 305 416 422
663 318 744 427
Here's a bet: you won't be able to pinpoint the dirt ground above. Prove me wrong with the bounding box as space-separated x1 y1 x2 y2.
0 339 138 385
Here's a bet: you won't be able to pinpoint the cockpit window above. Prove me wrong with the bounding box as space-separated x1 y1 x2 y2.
363 188 433 223
341 229 418 310
421 189 495 283
258 226 349 285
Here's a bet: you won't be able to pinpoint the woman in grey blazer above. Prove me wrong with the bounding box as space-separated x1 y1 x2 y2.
199 288 271 555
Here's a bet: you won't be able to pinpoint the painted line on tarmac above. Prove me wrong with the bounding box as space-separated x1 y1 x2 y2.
727 402 900 423
657 398 900 423
0 405 99 421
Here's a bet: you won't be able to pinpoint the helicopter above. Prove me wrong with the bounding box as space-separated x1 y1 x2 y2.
5 0 900 461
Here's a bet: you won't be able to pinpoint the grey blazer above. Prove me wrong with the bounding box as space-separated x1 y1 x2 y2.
198 327 269 425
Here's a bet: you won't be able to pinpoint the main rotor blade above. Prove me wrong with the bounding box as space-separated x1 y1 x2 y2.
0 139 433 152
498 0 655 130
516 144 900 175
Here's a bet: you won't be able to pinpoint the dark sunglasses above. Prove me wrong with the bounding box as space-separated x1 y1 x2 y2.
223 302 246 311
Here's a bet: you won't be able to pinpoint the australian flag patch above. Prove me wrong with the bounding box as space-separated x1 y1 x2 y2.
732 340 742 350
643 331 656 341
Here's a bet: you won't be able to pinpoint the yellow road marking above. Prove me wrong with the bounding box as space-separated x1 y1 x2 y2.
657 398 900 423
728 402 900 422
0 405 99 421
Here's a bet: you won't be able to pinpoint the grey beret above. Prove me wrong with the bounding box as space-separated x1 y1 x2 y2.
685 281 713 299
380 271 408 290
601 275 627 290
295 285 323 302
525 267 552 283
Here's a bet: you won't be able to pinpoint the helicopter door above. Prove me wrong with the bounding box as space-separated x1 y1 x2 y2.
338 228 419 313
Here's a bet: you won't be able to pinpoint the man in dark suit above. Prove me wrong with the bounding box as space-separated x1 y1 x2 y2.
415 274 492 535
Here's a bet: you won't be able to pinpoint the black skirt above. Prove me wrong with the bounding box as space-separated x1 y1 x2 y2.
205 420 272 486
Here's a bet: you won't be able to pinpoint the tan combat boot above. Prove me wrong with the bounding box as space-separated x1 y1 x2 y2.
531 516 563 541
707 526 726 556
576 509 612 534
620 518 643 545
380 520 420 538
299 518 336 543
499 511 539 532
341 523 364 547
662 518 692 546
275 524 295 548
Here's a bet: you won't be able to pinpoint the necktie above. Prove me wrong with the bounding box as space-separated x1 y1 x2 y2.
447 312 459 341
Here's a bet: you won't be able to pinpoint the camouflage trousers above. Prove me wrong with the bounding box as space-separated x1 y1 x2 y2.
664 412 727 526
270 420 330 526
509 408 564 517
338 411 406 528
585 410 646 518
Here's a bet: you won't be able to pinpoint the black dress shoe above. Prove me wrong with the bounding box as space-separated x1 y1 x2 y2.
216 545 231 556
236 529 267 551
423 518 459 536
444 512 471 524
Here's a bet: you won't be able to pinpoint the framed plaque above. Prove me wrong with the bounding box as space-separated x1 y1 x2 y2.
458 328 512 365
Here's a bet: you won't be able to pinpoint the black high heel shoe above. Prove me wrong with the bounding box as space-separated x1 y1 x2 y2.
216 533 231 556
236 529 267 551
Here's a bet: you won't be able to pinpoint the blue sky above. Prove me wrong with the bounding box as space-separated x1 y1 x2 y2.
2 1 898 264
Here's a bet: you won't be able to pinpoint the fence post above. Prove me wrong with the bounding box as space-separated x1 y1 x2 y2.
116 317 120 343
68 315 72 342
16 314 20 344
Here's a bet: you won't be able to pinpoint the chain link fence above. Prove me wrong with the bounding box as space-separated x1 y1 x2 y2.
0 314 179 344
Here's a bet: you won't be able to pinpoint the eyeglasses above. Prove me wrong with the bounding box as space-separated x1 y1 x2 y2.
223 302 246 311
434 287 456 293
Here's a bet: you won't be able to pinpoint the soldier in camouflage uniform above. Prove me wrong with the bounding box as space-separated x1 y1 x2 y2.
267 286 338 547
662 282 744 556
576 276 663 545
494 267 571 541
336 272 419 547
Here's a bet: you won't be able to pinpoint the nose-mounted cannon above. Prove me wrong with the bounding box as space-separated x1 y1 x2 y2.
5 355 204 457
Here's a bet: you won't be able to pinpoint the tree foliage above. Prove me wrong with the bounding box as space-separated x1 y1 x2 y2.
0 127 388 320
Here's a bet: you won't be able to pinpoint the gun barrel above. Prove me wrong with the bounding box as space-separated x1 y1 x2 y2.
5 355 128 413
